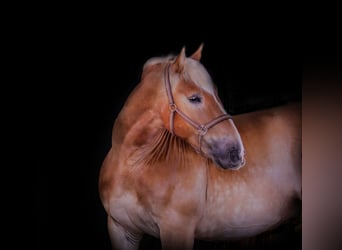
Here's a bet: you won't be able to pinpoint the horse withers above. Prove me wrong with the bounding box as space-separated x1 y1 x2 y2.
99 44 301 250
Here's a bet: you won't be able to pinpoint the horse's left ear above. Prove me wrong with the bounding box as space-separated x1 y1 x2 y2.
190 43 204 61
173 47 186 73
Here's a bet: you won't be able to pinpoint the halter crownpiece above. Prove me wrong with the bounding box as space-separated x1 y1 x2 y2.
163 62 233 153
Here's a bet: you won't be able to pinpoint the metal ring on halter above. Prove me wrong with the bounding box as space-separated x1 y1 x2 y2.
169 103 177 112
198 125 208 136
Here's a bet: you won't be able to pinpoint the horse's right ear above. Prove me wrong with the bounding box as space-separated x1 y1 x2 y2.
173 47 186 73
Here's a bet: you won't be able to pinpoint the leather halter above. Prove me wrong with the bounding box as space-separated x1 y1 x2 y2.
163 62 233 153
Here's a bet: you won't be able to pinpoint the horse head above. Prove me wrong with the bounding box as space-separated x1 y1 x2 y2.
142 44 245 170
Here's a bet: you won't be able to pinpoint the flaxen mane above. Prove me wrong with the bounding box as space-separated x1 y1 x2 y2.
138 128 194 167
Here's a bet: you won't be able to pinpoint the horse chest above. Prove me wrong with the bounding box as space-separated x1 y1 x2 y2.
108 164 207 235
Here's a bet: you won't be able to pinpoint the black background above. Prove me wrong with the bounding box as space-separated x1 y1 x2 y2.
32 5 340 250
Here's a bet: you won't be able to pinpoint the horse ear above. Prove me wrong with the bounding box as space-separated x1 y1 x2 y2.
190 43 204 61
173 47 186 73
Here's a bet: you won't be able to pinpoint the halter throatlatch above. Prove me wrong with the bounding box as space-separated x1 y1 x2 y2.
163 63 233 153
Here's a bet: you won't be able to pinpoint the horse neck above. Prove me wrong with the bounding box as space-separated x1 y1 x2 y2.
111 74 200 168
112 79 164 149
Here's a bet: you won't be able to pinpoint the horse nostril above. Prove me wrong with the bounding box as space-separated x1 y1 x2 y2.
229 148 241 164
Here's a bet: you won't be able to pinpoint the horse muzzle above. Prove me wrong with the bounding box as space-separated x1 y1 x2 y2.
206 139 245 170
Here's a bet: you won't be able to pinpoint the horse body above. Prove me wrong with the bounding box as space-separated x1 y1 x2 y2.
99 45 301 250
196 104 301 240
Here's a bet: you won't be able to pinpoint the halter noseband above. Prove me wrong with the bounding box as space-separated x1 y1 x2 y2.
163 62 233 153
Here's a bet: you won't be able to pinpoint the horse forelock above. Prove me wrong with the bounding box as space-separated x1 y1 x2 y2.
183 58 216 95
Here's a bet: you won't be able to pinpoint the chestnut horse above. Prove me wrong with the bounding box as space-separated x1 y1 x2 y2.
99 45 301 250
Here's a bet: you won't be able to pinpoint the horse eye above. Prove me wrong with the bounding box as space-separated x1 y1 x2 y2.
188 95 202 103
